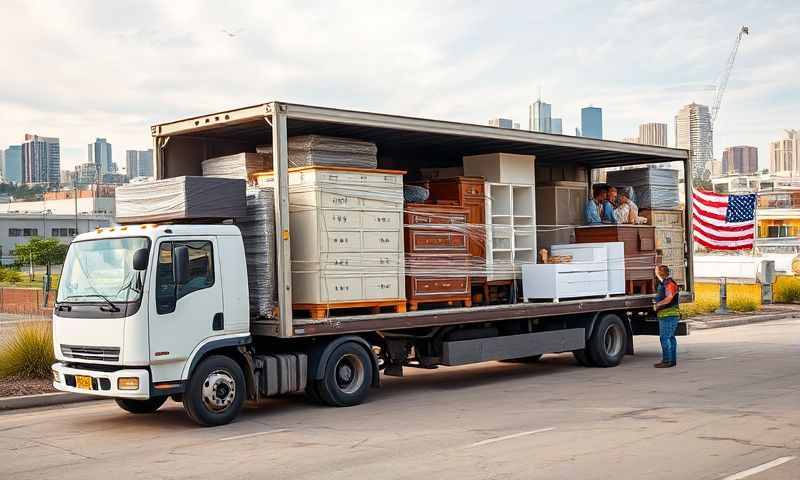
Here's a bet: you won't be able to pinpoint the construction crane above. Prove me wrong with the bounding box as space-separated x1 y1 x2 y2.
711 26 749 129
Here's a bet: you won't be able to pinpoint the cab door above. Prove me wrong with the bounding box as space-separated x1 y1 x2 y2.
148 237 224 382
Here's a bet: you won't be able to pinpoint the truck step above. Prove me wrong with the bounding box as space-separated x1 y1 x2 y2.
254 353 308 397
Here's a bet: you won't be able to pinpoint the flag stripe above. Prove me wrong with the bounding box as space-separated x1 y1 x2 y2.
694 235 754 250
693 223 754 241
694 229 755 248
693 202 727 221
692 214 756 232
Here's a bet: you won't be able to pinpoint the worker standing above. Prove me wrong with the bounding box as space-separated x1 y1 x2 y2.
653 265 680 368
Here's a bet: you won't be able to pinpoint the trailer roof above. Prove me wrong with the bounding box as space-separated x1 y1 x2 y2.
151 102 688 168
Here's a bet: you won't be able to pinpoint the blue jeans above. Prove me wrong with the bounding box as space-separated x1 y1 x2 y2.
658 316 679 364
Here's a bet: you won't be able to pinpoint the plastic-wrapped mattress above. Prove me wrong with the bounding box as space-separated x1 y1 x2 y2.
236 186 277 319
606 168 679 209
115 176 247 224
201 153 270 181
256 135 378 169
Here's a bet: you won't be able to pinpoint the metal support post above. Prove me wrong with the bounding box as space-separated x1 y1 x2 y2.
269 103 293 337
715 277 729 314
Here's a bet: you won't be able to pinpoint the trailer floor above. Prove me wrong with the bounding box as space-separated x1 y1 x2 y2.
2 319 798 480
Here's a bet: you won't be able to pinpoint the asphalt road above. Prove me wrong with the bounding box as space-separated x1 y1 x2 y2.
1 320 798 480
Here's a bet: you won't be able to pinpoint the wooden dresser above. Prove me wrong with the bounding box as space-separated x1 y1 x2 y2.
574 225 657 294
414 176 486 276
404 203 472 311
639 208 686 285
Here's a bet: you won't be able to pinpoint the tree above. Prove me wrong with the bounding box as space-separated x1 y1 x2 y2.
13 237 69 272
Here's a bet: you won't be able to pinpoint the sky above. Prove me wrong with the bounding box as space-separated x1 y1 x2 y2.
0 0 798 172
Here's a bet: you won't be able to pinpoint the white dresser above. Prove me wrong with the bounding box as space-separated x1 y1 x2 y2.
521 242 625 302
257 166 406 317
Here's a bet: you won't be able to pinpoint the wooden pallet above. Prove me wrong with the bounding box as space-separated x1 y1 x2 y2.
294 299 407 320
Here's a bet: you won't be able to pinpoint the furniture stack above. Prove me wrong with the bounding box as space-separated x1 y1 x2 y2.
639 208 686 285
521 242 625 302
404 203 472 311
463 153 536 282
535 181 588 251
257 135 378 169
606 168 680 209
574 225 657 294
256 166 406 319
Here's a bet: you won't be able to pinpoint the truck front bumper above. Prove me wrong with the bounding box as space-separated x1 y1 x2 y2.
52 362 151 400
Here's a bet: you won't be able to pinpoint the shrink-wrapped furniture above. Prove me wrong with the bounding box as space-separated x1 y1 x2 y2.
256 135 378 170
115 176 246 224
236 186 277 319
639 208 686 285
202 153 270 181
574 225 657 294
606 168 679 209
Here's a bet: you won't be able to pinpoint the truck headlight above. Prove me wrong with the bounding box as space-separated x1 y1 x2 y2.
118 377 140 390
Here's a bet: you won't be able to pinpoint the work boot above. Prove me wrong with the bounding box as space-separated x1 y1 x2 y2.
653 362 674 368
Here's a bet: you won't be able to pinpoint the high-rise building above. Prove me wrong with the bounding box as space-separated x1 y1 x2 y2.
770 129 800 177
21 134 60 186
580 107 603 139
3 145 22 184
551 118 563 135
489 118 514 129
529 100 552 133
88 138 113 174
675 103 712 179
721 146 758 175
75 162 99 185
0 149 4 178
125 149 154 178
638 122 668 147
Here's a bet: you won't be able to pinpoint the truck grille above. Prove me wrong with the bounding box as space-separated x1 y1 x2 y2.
61 345 120 362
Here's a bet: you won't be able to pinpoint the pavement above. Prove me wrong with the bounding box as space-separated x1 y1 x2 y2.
0 319 798 479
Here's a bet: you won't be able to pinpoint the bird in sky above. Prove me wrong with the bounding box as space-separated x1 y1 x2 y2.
221 29 244 38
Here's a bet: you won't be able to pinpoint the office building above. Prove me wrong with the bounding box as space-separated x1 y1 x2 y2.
529 100 552 133
489 118 513 129
580 106 603 139
551 118 563 135
675 103 712 179
638 122 668 147
721 146 758 175
75 162 99 185
3 146 22 184
21 134 60 186
88 138 113 174
125 149 154 178
770 130 800 177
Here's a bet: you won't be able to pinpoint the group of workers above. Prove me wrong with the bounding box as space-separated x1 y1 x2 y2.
583 184 646 225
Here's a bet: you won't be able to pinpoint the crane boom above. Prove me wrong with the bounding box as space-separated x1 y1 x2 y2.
711 26 749 128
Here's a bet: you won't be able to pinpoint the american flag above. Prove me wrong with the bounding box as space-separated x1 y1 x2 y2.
692 189 756 251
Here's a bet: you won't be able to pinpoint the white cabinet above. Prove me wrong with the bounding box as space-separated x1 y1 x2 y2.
259 166 406 306
485 183 537 280
522 242 626 302
463 153 536 184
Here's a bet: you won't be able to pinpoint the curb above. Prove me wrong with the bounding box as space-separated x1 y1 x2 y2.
0 392 107 411
689 311 800 330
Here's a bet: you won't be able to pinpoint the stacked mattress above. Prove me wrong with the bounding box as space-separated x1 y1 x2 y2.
236 187 277 319
257 135 378 169
606 168 679 209
201 153 270 180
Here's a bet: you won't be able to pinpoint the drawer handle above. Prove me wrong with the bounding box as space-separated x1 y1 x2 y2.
334 285 350 291
442 283 451 287
328 175 338 181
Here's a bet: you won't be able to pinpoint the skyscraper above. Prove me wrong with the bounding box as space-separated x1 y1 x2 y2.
721 146 758 175
88 138 113 174
580 107 603 139
675 103 712 179
770 130 800 177
0 149 4 178
529 100 552 133
3 145 22 184
21 134 60 186
488 118 514 129
638 122 668 147
125 149 154 178
551 118 563 135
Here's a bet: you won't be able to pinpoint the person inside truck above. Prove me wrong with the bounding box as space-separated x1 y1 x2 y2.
653 264 680 368
584 184 617 225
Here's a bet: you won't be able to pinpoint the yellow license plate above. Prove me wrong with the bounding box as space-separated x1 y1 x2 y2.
75 375 93 390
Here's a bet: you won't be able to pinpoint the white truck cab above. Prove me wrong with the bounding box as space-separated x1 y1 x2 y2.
52 223 252 424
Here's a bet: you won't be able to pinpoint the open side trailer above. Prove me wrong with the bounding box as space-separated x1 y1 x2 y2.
51 101 694 426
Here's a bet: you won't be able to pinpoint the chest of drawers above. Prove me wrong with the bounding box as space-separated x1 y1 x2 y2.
404 203 472 310
258 166 407 318
574 225 657 294
639 208 686 285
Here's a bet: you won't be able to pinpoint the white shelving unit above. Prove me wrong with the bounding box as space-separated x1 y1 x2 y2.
485 182 537 280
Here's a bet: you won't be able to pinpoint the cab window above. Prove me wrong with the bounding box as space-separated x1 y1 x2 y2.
155 240 215 314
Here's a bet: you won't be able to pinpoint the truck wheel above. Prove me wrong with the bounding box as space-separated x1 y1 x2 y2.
585 314 627 368
115 396 167 414
315 342 373 407
183 355 246 427
572 349 594 366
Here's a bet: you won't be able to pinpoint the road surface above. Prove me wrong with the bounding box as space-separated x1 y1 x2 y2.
1 319 798 479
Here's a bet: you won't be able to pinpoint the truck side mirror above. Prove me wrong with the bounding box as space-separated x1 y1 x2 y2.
174 245 190 285
132 248 149 271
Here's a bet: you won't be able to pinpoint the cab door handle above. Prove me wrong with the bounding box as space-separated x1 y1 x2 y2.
213 312 224 331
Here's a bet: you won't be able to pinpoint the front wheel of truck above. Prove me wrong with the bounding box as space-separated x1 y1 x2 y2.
115 396 167 414
183 355 246 427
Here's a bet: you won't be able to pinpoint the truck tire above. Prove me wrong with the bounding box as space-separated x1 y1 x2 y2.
314 341 373 407
183 355 246 427
115 396 167 414
585 314 627 368
572 349 594 367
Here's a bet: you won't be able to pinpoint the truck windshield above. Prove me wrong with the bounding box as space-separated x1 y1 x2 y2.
57 237 151 304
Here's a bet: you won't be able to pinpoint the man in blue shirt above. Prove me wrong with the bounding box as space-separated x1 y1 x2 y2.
584 185 606 224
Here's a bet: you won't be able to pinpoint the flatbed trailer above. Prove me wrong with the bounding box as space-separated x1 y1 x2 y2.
51 101 694 426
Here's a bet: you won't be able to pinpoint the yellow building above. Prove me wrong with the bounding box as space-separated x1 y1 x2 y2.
757 190 800 238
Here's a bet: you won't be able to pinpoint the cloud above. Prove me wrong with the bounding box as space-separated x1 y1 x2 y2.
0 0 798 171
